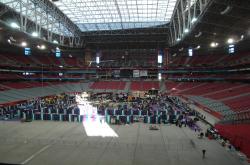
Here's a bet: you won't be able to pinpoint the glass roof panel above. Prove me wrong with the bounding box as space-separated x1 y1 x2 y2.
53 0 178 31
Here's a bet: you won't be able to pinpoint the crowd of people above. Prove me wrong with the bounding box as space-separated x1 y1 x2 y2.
0 92 200 126
0 93 78 121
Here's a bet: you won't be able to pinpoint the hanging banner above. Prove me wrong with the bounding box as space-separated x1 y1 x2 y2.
140 70 148 77
112 70 120 78
133 70 140 77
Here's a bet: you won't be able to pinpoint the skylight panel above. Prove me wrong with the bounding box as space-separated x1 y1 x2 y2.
53 0 178 31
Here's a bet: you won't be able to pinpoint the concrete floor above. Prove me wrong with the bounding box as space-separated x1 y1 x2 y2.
0 121 247 165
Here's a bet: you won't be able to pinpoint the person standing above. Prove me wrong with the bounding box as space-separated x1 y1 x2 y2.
202 149 206 159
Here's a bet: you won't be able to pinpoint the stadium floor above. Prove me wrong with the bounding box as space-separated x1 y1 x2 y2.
0 121 247 165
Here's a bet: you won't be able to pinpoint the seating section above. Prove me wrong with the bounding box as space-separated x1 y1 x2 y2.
1 82 50 89
167 73 250 80
7 55 35 65
131 81 159 91
33 56 53 65
1 51 250 68
0 73 22 80
0 54 17 65
0 80 249 114
0 82 90 105
0 85 9 91
215 124 250 158
90 81 126 90
221 52 250 66
49 56 62 66
2 82 33 89
167 81 250 114
179 83 233 95
0 81 71 91
0 54 84 67
63 57 78 67
205 85 250 100
90 81 160 91
223 95 250 112
165 82 204 92
169 52 250 68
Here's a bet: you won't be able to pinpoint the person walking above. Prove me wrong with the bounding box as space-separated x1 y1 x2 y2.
202 149 206 159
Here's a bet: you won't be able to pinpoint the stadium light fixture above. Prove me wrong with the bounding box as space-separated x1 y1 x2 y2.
227 38 234 44
31 32 39 37
37 44 46 50
158 73 162 80
184 28 189 33
210 42 219 48
21 41 27 47
10 22 20 29
195 32 202 38
40 45 46 50
191 17 197 23
241 35 244 40
53 40 58 44
195 45 201 50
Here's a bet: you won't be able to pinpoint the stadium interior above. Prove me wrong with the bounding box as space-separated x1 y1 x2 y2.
0 0 250 165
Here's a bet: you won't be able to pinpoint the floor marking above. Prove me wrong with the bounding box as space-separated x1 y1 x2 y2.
21 144 51 165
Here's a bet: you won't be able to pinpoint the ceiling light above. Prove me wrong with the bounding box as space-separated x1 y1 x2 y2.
53 40 59 44
37 44 46 50
240 35 244 40
220 6 232 15
40 45 46 49
31 32 39 37
191 18 197 23
158 73 162 80
195 32 202 38
227 38 234 44
59 65 63 68
9 36 16 42
211 43 216 47
195 45 201 50
184 29 189 33
10 22 20 29
7 39 11 44
176 38 181 41
210 42 219 48
21 41 27 47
